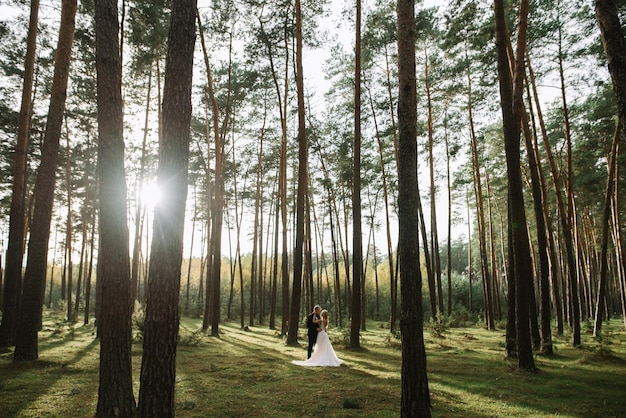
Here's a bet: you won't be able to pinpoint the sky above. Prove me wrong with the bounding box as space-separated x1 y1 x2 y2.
0 0 458 260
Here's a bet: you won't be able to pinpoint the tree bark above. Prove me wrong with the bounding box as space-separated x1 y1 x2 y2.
466 42 494 329
595 0 626 331
138 0 196 414
250 119 266 327
522 77 553 354
209 30 233 337
493 0 536 372
83 205 96 326
0 0 39 348
13 0 77 362
595 0 626 138
527 54 564 335
131 67 153 306
557 15 582 347
593 121 621 336
93 0 136 414
444 124 453 316
397 0 431 414
286 0 307 346
74 162 90 321
64 129 73 322
425 47 443 316
350 0 363 349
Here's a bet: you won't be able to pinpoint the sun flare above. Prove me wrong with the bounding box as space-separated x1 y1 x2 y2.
140 179 161 208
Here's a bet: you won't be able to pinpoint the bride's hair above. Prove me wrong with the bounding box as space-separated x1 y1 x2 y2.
321 310 329 326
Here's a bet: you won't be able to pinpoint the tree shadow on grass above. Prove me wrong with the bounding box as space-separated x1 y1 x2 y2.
0 327 99 416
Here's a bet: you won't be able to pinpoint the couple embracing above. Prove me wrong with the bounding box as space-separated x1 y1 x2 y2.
292 305 344 367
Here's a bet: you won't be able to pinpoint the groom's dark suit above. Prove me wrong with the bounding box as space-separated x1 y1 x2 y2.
306 311 320 359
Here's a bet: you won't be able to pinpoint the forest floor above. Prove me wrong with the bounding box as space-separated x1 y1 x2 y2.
0 311 625 417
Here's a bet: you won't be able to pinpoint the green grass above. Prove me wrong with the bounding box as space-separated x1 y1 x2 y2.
1 312 625 417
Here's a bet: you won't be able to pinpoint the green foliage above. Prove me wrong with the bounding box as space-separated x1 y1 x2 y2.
131 301 145 342
447 305 482 328
178 329 204 347
385 328 402 350
594 324 616 358
430 310 449 339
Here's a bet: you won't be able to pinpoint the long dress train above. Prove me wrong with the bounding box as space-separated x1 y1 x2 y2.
292 322 344 367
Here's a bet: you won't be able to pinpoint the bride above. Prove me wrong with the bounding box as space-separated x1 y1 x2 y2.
292 309 344 367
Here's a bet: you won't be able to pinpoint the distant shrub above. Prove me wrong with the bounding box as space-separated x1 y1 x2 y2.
430 310 449 339
178 329 204 347
448 306 481 328
132 301 145 342
595 326 615 358
385 329 402 349
339 328 366 347
583 318 594 334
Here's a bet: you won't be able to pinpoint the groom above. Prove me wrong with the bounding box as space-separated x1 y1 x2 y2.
306 305 321 358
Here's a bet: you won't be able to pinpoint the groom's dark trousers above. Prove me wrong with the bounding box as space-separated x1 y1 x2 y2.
306 312 318 358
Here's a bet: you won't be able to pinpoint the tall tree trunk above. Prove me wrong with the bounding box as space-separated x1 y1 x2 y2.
350 0 363 349
595 0 626 330
418 188 436 321
74 165 90 321
260 182 273 324
305 189 314 315
329 194 343 327
383 45 400 330
557 10 581 346
237 236 245 327
270 194 279 329
493 0 536 372
64 129 73 322
595 0 626 138
48 226 59 309
536 63 580 347
593 121 621 336
184 191 197 316
138 0 196 414
131 68 153 306
397 0 431 414
196 10 222 333
444 122 453 316
522 75 553 354
0 252 3 312
61 240 67 300
279 64 290 335
367 83 396 330
485 173 501 321
527 55 564 335
0 0 39 348
258 179 266 324
310 136 344 326
13 0 77 362
251 118 266 327
466 41 494 329
257 6 291 334
286 0 307 346
467 189 473 311
425 47 443 316
93 0 136 414
83 205 96 326
341 185 351 313
610 175 626 329
209 31 233 337
227 156 246 327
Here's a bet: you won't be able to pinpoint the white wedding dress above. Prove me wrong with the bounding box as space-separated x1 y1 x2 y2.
292 321 344 367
